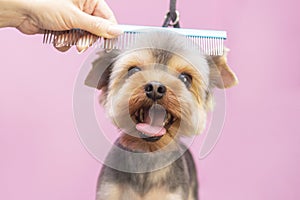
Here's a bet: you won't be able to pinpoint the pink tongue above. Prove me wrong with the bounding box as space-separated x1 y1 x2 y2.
136 104 166 137
136 123 166 137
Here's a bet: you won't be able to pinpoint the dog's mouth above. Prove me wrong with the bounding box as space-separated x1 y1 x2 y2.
132 104 176 142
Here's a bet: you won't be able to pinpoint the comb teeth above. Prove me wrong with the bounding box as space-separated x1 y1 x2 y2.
43 26 226 55
43 29 99 47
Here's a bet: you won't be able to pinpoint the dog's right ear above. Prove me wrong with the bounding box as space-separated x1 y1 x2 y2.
85 50 120 103
85 50 120 90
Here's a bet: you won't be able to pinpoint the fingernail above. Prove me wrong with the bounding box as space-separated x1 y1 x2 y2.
107 25 124 36
54 42 65 48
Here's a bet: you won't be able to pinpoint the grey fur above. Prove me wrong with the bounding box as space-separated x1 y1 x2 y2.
97 141 198 199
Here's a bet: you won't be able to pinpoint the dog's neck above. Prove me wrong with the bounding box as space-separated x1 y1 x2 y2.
117 133 180 153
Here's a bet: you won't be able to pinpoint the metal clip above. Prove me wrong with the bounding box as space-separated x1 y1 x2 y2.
164 10 180 26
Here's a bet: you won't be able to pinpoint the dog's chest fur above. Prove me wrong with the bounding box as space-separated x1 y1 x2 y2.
96 140 198 200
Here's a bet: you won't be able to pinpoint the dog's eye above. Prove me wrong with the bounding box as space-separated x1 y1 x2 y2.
178 73 192 88
128 66 141 77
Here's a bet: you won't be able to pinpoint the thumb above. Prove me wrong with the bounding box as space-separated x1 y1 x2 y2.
74 12 123 38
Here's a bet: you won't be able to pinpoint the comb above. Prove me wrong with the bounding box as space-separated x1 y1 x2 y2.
43 25 227 55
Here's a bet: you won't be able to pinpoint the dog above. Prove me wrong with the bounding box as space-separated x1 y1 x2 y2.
85 30 238 200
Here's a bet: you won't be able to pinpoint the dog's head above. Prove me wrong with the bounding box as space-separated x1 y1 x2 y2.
85 31 238 152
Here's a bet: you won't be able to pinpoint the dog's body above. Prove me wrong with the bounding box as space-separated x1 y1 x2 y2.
85 31 238 200
97 141 198 200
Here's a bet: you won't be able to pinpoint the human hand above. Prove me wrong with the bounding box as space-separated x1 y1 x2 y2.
0 0 123 52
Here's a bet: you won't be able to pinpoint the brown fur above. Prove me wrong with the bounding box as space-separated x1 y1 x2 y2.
85 31 238 200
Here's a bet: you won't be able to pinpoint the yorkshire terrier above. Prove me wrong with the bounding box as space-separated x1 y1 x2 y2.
85 31 238 200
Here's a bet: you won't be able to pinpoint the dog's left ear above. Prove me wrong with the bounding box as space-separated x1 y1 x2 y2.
207 48 238 89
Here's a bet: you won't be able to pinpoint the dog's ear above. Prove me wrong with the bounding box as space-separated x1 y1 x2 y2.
207 48 238 89
85 50 120 90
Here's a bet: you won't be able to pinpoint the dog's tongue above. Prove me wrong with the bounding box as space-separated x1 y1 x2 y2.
136 105 166 137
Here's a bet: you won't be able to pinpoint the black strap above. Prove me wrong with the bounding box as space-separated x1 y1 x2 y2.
162 0 180 28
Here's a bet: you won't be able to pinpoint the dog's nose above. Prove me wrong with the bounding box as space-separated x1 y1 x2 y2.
144 81 166 100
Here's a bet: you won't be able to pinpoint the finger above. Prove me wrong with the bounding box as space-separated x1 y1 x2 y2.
17 22 41 35
82 0 97 14
54 45 72 52
93 0 117 24
76 34 99 53
53 32 73 52
74 11 123 38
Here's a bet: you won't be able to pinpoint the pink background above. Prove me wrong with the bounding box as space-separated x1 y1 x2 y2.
1 0 300 199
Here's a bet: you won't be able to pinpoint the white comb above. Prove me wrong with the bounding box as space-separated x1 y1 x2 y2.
43 24 227 55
